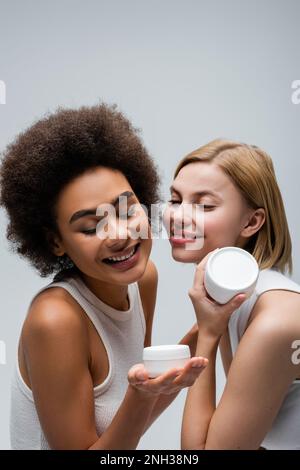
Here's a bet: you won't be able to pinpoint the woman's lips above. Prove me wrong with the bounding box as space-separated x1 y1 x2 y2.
169 237 199 245
104 242 141 270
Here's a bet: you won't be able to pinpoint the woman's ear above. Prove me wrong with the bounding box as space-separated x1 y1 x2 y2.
240 208 265 239
44 228 65 257
52 240 65 257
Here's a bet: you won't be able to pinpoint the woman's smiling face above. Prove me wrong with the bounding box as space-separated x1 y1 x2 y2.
51 166 152 286
163 161 255 264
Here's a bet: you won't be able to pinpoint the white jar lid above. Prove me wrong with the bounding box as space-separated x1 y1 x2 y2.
143 345 191 360
207 247 258 290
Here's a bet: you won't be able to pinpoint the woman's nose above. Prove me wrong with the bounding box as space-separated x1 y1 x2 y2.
105 217 129 243
105 237 130 253
172 203 193 230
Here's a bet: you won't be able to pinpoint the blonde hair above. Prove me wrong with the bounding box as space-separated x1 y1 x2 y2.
174 139 292 274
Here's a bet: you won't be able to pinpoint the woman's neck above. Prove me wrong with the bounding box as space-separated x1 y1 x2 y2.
79 273 129 311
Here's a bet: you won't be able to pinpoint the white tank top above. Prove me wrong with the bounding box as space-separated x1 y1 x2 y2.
10 273 146 449
228 268 300 450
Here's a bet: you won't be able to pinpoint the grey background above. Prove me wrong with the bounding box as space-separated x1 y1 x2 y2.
0 0 299 450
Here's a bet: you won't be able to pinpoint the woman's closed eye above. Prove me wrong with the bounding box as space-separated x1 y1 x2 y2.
195 203 215 211
81 228 97 235
81 206 138 236
168 199 181 206
168 199 215 210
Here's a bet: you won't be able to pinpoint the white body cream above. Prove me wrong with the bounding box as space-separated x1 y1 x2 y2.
204 247 259 304
143 345 191 378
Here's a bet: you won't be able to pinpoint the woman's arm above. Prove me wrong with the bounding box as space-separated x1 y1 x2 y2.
218 327 232 378
138 260 205 435
141 323 202 435
182 288 300 450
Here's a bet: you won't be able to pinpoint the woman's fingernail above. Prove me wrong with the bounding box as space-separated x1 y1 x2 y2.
234 296 244 305
136 372 146 381
192 363 204 368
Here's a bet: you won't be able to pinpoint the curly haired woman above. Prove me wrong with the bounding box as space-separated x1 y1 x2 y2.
0 103 209 450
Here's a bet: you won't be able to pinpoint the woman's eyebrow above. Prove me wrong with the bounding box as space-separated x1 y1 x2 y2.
169 185 180 195
69 191 135 224
169 186 220 199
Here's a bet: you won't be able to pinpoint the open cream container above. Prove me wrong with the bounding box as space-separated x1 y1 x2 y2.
204 247 259 304
143 345 191 378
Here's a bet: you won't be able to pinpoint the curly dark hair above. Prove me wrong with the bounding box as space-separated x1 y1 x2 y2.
0 102 161 280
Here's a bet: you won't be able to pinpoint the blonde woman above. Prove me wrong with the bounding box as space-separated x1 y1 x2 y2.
164 140 300 450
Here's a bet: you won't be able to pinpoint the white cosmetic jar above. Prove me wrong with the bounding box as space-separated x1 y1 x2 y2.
143 345 191 378
204 247 259 304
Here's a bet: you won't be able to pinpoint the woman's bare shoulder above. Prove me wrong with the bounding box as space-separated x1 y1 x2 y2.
22 286 88 348
248 289 300 332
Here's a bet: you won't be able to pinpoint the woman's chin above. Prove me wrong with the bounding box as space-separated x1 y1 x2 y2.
171 248 201 264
